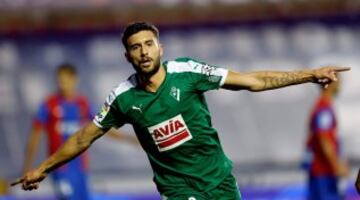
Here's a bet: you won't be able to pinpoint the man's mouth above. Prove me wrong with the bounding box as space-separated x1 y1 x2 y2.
140 58 152 66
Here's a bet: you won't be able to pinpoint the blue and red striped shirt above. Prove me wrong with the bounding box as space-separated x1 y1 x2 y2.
306 96 339 176
33 94 92 171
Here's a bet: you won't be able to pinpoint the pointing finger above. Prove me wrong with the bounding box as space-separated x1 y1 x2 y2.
10 178 24 186
334 67 351 72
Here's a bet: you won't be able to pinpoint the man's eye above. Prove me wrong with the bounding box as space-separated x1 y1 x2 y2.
130 45 139 50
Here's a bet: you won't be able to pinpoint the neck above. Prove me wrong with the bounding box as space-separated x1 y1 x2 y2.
60 91 76 100
137 65 166 93
322 89 334 101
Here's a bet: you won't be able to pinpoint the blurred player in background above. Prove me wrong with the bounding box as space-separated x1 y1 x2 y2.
22 63 137 200
12 22 350 200
303 80 349 200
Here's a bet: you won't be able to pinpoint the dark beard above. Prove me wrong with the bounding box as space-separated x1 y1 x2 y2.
133 57 161 77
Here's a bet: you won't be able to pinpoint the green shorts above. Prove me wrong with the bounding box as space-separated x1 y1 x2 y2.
161 174 242 200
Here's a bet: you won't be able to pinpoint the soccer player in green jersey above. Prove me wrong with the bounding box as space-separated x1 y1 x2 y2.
12 22 350 200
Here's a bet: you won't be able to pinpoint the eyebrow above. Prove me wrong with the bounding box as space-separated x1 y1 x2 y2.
129 43 141 48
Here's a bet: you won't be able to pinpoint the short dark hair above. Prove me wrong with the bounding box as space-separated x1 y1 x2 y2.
56 63 77 75
121 22 159 50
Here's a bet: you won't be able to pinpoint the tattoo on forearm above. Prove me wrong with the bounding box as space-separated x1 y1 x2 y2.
262 72 312 89
76 130 87 147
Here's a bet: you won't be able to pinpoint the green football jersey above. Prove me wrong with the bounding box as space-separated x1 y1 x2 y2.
93 57 233 194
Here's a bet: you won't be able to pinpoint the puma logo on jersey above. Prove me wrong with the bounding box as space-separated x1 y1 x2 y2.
131 104 142 113
147 114 192 152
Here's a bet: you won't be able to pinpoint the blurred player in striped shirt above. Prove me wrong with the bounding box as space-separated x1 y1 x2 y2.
22 63 137 200
304 80 349 200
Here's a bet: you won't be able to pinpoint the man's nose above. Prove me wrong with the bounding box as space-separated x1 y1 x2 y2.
141 46 148 56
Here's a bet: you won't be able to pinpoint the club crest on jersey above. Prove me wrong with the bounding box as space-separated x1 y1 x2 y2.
147 114 192 152
170 86 180 101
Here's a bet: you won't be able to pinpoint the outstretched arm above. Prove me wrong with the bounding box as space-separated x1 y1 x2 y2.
11 122 107 190
223 66 350 91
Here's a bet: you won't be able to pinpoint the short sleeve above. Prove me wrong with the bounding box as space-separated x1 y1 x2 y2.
186 58 228 91
93 90 126 130
314 109 334 132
